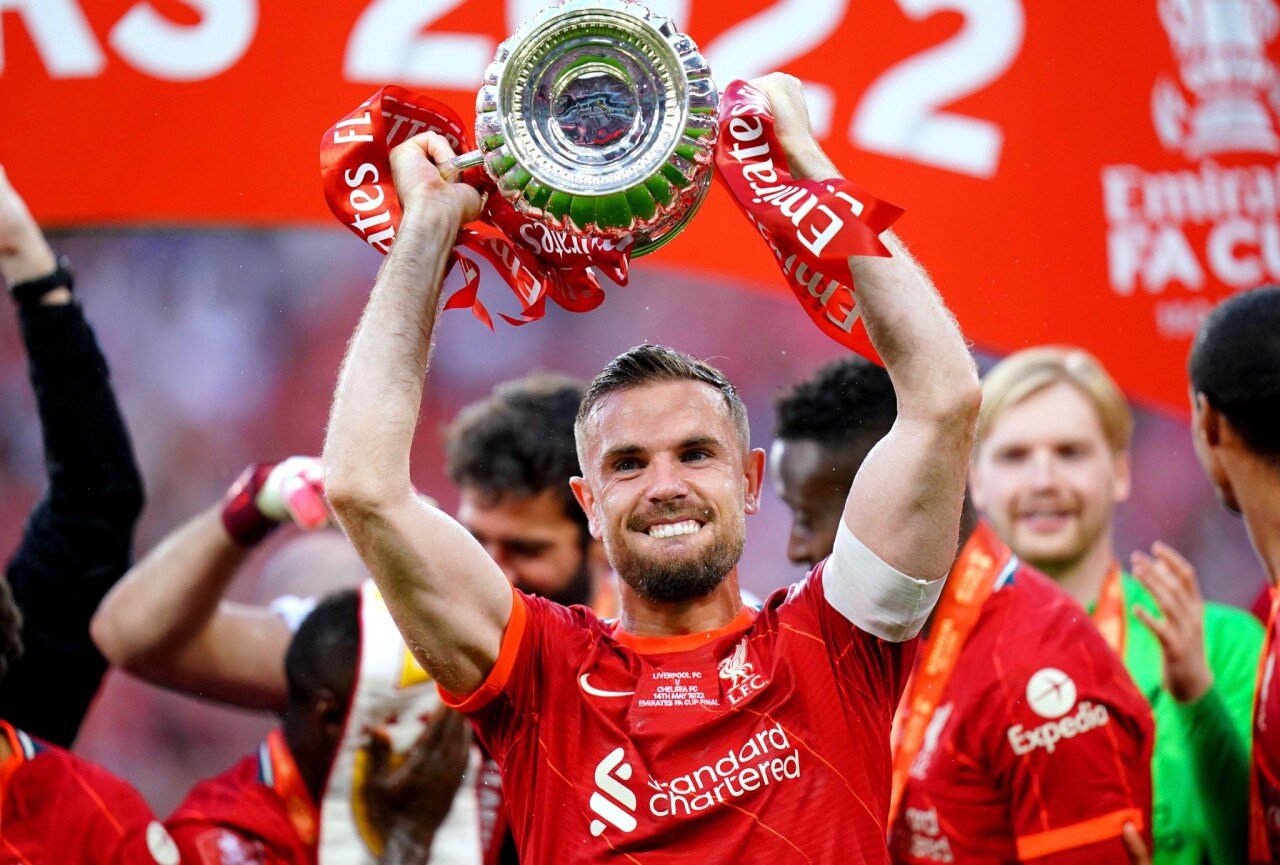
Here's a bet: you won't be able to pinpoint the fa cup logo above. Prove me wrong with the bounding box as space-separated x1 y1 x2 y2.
1153 0 1280 157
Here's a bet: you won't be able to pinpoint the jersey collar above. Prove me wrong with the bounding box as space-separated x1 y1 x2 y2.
258 729 319 848
611 606 756 654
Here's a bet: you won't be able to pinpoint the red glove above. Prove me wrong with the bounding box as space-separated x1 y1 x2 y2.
220 456 329 546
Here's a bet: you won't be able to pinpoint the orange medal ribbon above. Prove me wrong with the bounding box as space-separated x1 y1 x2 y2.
889 521 1015 821
1091 563 1128 657
262 730 319 848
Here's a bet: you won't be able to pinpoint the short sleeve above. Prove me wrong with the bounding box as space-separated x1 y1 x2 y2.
781 562 917 720
986 646 1153 861
438 590 591 760
71 763 177 865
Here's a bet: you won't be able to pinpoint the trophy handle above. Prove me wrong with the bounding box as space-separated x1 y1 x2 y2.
437 149 485 183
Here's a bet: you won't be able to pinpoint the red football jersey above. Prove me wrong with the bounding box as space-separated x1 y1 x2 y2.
443 565 916 864
167 731 318 865
0 721 179 865
889 526 1154 864
1251 588 1280 863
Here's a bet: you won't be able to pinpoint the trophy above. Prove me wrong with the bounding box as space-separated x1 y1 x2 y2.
438 0 719 257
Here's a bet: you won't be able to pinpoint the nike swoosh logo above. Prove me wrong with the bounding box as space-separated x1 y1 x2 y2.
579 673 635 698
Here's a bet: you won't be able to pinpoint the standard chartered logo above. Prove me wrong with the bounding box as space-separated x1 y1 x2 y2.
589 748 638 837
587 725 803 837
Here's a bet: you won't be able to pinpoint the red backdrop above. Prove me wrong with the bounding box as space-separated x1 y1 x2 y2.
3 0 1278 412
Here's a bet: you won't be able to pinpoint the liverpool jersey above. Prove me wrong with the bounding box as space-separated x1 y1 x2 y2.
0 720 178 865
1252 588 1280 863
889 524 1154 863
443 564 918 864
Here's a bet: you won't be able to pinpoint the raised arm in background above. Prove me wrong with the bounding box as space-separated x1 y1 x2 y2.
760 74 981 586
91 457 328 711
324 134 512 698
0 166 145 746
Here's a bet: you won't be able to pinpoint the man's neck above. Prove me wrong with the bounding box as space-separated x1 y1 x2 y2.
617 572 744 637
1235 463 1280 585
1032 534 1115 608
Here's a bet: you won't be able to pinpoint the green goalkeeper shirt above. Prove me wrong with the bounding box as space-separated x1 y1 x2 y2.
1103 573 1263 865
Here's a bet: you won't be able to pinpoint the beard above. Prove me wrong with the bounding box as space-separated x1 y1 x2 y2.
607 504 746 603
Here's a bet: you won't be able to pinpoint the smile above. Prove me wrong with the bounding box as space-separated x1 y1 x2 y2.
647 520 702 539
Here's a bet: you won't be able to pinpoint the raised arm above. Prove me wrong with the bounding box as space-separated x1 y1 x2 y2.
761 75 980 584
90 458 329 711
0 166 144 745
324 133 512 697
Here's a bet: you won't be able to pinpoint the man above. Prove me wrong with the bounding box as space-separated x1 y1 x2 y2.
1182 287 1280 863
323 73 980 862
772 355 1154 862
0 165 144 745
166 589 472 865
969 345 1263 864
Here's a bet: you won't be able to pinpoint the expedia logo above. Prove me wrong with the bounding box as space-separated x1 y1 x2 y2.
589 748 637 837
1007 668 1110 755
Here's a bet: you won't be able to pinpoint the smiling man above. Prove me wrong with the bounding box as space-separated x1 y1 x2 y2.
323 73 981 864
969 346 1263 865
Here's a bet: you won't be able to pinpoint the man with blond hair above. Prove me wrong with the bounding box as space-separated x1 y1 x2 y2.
969 345 1263 865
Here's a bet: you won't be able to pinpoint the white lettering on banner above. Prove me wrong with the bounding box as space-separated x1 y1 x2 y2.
0 0 105 78
1007 701 1110 755
516 223 627 258
345 0 493 89
850 0 1025 178
1100 1 1280 323
646 723 801 817
703 0 842 138
110 0 257 82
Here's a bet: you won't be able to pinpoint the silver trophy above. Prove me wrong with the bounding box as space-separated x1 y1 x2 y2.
439 0 719 257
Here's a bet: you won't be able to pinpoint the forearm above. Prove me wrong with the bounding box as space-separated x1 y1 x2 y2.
1179 686 1249 864
90 504 250 668
325 206 457 507
787 145 978 421
18 300 144 518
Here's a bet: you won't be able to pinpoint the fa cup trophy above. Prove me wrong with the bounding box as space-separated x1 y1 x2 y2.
438 0 719 256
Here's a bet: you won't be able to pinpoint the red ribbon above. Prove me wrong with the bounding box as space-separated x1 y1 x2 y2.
713 80 903 362
321 83 900 354
320 86 628 329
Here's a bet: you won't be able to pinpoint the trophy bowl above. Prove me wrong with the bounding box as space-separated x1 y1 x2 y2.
440 0 719 257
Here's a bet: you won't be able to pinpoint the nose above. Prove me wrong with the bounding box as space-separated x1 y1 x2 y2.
1029 449 1059 490
646 454 689 504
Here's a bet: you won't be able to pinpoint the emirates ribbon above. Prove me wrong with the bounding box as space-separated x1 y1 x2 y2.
320 86 629 330
714 80 904 363
1092 564 1128 657
889 521 1013 823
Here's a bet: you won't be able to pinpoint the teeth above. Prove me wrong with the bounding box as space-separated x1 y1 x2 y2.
647 520 700 539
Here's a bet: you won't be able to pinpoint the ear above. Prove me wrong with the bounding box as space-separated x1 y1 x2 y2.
313 689 348 737
570 476 602 539
1112 449 1132 504
968 462 987 512
1194 392 1222 449
743 448 766 515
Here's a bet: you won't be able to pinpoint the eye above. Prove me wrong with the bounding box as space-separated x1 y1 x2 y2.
1058 443 1089 459
614 457 642 473
994 446 1028 464
682 449 710 462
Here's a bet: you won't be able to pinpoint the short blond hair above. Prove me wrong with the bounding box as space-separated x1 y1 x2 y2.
979 346 1133 453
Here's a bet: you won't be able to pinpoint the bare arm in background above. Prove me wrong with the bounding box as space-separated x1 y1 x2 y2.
324 134 512 698
91 458 328 711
